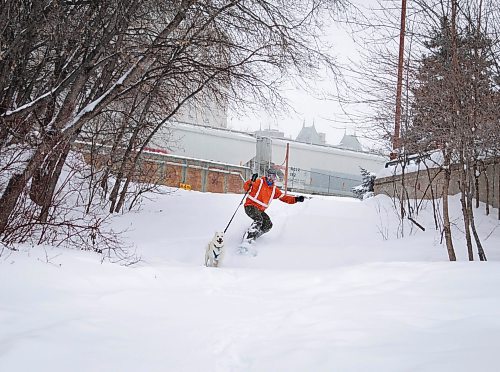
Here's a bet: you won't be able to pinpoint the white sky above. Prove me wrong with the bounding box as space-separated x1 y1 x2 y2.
228 27 361 146
228 1 384 149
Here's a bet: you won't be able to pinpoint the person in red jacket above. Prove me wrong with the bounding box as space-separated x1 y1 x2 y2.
243 168 304 242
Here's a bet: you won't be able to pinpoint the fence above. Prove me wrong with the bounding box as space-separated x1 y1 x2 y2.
284 167 361 197
140 152 252 193
375 157 500 210
75 141 252 194
76 141 362 196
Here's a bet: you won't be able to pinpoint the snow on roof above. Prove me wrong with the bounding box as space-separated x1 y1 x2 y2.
376 151 444 178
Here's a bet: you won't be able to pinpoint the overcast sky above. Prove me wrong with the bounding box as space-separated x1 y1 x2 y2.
228 0 385 149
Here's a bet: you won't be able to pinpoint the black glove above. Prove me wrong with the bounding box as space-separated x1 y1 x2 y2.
295 195 305 202
251 173 258 182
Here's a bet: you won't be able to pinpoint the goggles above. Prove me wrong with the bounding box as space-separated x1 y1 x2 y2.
267 172 277 181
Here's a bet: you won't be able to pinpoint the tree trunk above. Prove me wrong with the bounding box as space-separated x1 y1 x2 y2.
459 156 474 261
442 152 456 261
474 163 480 208
30 140 68 205
482 162 489 216
0 137 57 234
467 166 487 261
115 176 132 213
0 173 25 234
442 0 458 261
38 142 71 223
108 126 141 213
99 121 128 200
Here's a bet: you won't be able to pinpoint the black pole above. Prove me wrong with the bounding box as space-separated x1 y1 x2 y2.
223 187 251 234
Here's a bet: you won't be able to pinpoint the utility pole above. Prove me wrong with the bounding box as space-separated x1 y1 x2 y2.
391 0 407 160
284 143 290 194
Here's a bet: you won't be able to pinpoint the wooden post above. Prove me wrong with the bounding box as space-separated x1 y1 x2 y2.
284 143 290 194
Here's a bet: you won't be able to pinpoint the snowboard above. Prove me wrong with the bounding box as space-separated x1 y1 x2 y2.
237 240 258 257
236 230 258 256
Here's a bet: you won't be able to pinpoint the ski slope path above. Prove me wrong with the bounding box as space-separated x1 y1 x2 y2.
1 190 499 372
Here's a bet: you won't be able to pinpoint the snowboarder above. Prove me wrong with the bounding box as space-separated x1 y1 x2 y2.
242 168 304 244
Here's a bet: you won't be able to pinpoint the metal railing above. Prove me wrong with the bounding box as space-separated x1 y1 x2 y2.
284 167 361 197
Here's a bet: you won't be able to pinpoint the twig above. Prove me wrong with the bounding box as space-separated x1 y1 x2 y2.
408 216 425 231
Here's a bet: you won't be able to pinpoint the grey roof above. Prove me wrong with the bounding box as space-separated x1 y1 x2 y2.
296 125 324 144
338 133 363 152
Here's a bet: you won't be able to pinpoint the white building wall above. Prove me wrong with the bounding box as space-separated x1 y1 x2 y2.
272 139 385 175
271 139 386 195
166 122 256 166
158 123 386 179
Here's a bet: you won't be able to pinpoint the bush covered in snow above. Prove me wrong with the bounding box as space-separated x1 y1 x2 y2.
352 167 376 200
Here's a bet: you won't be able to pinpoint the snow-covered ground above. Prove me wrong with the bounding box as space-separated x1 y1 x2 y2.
1 189 499 372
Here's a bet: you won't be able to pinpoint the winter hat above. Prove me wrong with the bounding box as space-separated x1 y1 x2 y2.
266 168 278 183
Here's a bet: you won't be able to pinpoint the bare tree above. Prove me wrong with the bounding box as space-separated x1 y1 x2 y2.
345 0 499 260
0 0 349 249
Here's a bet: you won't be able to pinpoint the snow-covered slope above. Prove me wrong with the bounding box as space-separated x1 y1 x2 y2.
1 190 499 372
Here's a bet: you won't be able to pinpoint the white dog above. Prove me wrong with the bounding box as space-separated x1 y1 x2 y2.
205 232 225 267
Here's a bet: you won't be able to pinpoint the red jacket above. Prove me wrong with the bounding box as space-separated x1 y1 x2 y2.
244 176 296 211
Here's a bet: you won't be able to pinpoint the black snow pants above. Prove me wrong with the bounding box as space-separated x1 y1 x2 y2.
244 205 273 240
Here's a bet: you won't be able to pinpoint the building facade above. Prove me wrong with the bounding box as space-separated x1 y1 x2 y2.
153 121 387 196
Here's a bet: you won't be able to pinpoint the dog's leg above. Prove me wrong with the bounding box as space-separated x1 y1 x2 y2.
205 245 211 267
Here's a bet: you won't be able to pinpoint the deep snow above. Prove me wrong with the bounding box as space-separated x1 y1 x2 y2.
1 189 499 372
